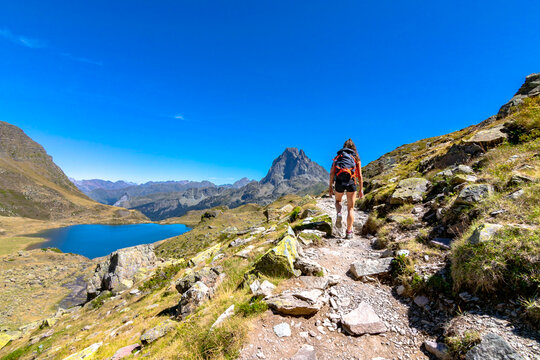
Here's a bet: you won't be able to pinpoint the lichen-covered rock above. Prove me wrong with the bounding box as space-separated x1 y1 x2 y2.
465 333 523 360
456 184 493 205
293 215 332 237
509 173 534 186
87 244 156 298
349 258 393 279
341 302 387 335
176 268 225 319
467 224 504 244
188 243 221 267
140 320 176 344
389 178 430 204
451 174 477 186
252 235 300 277
63 342 102 360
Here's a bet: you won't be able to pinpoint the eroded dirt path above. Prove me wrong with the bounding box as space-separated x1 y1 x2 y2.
238 198 429 360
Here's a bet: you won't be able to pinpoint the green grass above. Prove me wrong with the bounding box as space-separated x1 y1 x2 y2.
89 290 113 309
451 227 540 296
237 298 268 317
445 330 482 359
139 262 186 292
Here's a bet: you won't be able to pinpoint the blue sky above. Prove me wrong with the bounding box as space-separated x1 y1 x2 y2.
1 1 539 184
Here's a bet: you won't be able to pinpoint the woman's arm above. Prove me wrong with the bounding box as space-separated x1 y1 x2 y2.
329 163 335 197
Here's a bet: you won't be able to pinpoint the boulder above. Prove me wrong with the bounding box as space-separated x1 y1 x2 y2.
389 178 430 205
188 243 221 267
111 344 141 360
349 258 393 279
175 267 223 294
341 302 387 335
465 125 507 147
250 279 276 298
266 293 322 316
291 344 317 360
177 281 211 319
465 333 523 360
294 257 324 276
424 340 450 360
455 165 474 175
87 244 156 298
63 342 102 360
140 319 176 344
467 224 504 245
299 275 340 290
455 184 493 205
252 235 300 277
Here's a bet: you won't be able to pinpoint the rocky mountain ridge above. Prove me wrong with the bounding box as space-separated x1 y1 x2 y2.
111 147 329 220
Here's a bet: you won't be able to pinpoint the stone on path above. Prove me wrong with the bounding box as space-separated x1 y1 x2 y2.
465 333 523 360
295 257 324 276
63 342 102 360
111 344 141 360
349 258 393 279
266 294 322 316
341 302 387 335
273 322 291 337
140 319 176 344
389 178 430 204
291 344 317 360
299 275 340 290
424 340 450 360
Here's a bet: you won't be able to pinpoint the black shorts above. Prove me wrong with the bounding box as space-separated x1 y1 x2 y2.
335 180 357 193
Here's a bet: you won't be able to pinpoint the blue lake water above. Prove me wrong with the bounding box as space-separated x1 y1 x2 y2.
27 223 190 259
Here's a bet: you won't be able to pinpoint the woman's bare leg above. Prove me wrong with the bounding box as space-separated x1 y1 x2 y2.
346 191 357 232
334 191 344 215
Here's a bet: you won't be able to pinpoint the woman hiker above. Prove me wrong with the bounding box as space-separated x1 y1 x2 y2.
329 139 364 239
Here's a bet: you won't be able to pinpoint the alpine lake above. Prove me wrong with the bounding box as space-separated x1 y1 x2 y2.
27 223 190 259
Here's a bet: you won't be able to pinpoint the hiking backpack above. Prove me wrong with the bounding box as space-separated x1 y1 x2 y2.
333 148 357 182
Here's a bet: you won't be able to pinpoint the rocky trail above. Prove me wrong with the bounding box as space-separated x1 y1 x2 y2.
238 197 539 360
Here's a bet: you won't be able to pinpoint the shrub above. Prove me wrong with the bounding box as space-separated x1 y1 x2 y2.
521 297 540 328
362 212 384 235
139 262 186 292
445 330 482 359
90 290 113 309
237 298 268 317
451 227 540 296
289 206 301 222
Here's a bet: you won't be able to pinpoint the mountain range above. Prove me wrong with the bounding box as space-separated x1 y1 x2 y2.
72 148 329 220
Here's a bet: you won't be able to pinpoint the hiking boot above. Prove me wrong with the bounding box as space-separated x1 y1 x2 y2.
335 213 343 229
345 231 353 240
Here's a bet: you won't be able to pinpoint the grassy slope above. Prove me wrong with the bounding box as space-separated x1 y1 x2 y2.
0 195 318 359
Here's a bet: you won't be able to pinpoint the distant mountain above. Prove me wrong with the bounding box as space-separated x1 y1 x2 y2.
69 178 136 194
117 148 329 220
0 121 147 222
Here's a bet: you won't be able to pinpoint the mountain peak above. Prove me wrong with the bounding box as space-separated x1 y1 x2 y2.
260 148 328 186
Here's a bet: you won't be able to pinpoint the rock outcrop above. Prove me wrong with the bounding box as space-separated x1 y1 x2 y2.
87 244 157 298
498 73 540 118
389 178 430 205
465 333 524 360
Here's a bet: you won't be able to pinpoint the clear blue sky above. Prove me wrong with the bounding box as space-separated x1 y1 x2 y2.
1 1 539 184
